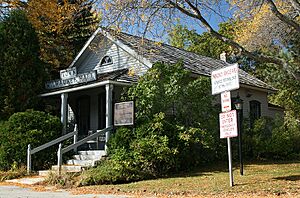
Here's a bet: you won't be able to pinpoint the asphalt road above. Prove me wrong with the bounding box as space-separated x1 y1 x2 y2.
0 185 129 198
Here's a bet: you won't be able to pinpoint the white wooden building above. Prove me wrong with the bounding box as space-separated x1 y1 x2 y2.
40 28 283 150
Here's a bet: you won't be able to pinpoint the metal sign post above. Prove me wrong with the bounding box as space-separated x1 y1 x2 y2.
227 137 234 187
211 64 240 187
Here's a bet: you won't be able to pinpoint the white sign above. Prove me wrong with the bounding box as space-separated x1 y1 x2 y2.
114 101 134 126
221 91 231 112
219 110 238 139
45 71 97 89
211 64 239 95
60 67 77 80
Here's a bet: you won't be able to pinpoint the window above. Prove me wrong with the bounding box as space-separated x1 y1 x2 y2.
250 100 261 127
100 56 113 66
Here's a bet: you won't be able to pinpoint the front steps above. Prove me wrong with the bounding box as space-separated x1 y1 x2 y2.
38 150 106 176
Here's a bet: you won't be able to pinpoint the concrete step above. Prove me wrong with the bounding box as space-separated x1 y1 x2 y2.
73 154 102 160
78 150 106 156
51 165 82 172
66 159 99 167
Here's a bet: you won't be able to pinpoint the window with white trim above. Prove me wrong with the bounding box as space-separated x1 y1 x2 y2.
100 56 113 66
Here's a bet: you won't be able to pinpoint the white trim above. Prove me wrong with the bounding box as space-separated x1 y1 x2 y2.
68 27 153 70
100 29 152 69
39 80 131 97
68 27 102 68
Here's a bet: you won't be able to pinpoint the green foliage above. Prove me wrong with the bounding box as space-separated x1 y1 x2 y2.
244 116 300 160
169 22 237 61
0 110 62 170
82 62 222 185
0 10 46 119
168 22 256 72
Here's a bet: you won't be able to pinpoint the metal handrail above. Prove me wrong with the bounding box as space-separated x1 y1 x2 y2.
57 126 112 174
27 124 78 174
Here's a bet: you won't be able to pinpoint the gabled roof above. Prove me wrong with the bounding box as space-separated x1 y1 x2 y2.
68 27 275 92
112 31 275 91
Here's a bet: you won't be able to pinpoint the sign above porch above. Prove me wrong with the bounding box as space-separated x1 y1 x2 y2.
45 67 97 90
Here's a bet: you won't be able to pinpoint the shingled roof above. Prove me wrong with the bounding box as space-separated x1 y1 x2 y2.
109 31 275 91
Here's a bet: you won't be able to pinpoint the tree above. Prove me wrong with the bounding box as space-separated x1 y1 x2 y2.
169 22 237 60
168 21 258 72
26 0 99 74
0 9 45 119
1 0 99 75
93 0 300 80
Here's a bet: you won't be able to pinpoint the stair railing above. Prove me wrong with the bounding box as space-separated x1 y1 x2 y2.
57 126 112 174
27 124 78 174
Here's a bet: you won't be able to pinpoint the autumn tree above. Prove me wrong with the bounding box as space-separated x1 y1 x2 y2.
1 0 99 75
92 0 299 80
27 0 99 75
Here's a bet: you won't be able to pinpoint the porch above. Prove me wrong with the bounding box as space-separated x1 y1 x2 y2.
40 80 130 151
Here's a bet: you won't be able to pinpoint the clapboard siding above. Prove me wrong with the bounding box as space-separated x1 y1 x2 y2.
76 35 149 76
216 88 278 119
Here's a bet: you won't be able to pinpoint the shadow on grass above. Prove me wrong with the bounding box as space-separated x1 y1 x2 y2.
166 160 300 180
273 175 300 181
165 161 232 179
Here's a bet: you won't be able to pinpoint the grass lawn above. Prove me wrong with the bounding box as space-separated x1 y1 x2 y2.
71 161 300 197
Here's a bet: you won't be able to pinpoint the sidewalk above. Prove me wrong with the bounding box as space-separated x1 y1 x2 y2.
0 185 130 198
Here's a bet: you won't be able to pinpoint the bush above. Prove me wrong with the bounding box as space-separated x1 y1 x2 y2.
244 116 300 160
0 110 62 170
80 149 144 185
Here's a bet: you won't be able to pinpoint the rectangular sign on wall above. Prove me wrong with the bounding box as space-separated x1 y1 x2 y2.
219 110 238 139
211 64 239 95
114 101 134 126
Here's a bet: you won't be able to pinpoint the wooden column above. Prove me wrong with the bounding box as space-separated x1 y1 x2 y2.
105 84 113 152
61 93 68 134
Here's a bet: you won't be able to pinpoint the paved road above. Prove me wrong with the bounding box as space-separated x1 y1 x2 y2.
0 185 129 198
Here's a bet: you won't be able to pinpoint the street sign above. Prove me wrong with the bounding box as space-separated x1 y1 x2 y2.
221 91 231 112
211 64 239 95
114 101 134 126
219 110 238 139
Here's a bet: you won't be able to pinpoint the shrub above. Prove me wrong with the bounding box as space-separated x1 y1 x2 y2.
80 149 144 185
244 116 300 160
0 110 62 170
46 171 78 188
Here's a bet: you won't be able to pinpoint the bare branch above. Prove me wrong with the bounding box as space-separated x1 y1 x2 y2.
288 0 300 15
266 0 300 32
165 0 300 80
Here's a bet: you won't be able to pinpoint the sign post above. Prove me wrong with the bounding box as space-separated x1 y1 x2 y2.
211 64 240 187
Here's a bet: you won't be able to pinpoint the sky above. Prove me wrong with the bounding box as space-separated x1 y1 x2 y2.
114 0 235 42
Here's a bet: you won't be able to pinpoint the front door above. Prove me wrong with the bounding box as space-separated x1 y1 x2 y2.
77 96 90 137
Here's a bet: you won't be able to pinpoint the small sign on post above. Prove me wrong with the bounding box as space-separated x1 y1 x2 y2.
221 91 231 112
219 110 238 139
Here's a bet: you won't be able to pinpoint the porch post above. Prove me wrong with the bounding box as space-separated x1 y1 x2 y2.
61 93 68 134
105 84 113 152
